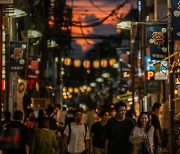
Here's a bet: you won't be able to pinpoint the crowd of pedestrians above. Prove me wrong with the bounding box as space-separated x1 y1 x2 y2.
0 101 177 154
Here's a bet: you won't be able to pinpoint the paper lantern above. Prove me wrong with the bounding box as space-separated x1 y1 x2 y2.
74 88 79 93
68 87 73 93
63 87 67 92
64 58 72 66
101 59 108 68
83 60 90 68
109 58 116 66
86 86 92 92
93 60 100 68
74 59 81 67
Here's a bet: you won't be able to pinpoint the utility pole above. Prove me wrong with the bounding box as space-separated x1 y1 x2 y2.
0 6 2 121
167 0 175 153
130 24 135 111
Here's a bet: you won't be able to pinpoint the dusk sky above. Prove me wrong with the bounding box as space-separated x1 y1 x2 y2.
66 0 137 58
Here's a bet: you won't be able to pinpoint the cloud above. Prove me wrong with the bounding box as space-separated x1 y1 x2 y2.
67 0 137 53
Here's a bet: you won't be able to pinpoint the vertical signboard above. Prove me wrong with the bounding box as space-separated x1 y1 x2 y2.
171 0 180 40
27 56 41 79
146 24 168 60
10 41 27 71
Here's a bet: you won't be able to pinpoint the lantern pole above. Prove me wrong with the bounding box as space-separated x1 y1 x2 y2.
167 0 175 153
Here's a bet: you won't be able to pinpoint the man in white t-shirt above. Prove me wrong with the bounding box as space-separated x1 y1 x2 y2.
64 109 90 154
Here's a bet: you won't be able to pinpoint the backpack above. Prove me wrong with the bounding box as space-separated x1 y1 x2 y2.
67 122 88 144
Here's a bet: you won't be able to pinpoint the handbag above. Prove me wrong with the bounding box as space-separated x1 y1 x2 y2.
0 128 21 150
142 139 154 154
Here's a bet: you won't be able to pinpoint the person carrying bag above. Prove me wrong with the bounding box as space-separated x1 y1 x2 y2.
129 112 154 154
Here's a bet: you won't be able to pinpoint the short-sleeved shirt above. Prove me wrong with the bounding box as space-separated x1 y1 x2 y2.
105 117 134 154
91 121 106 149
5 121 31 154
151 114 161 148
64 122 90 153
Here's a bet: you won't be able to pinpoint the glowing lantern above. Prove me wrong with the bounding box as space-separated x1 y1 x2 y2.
93 60 100 68
80 87 85 93
74 59 81 67
68 94 72 99
64 58 72 66
86 86 92 92
109 58 116 66
68 87 73 93
74 87 79 93
101 59 108 68
63 95 68 99
83 60 90 68
63 87 67 92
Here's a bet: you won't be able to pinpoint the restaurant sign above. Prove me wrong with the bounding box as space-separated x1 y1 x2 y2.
0 0 13 4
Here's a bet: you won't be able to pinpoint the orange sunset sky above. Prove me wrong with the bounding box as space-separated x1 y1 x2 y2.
66 0 137 58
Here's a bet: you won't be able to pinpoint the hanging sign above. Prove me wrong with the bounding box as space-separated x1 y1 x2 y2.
27 56 41 79
154 71 169 80
146 24 168 60
116 48 131 72
144 56 168 71
0 0 13 4
171 0 180 40
10 41 27 71
145 80 161 93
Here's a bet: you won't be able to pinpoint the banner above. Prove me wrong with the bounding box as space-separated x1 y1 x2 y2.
146 24 168 60
10 41 27 71
171 0 180 40
116 48 131 72
27 56 41 79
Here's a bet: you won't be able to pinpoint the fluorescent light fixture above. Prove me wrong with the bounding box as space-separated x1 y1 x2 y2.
116 21 132 29
8 8 27 18
21 30 42 39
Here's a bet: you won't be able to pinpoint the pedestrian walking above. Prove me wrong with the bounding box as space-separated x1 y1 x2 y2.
24 109 38 137
4 110 31 154
129 112 154 154
29 118 57 154
151 102 162 154
104 101 134 154
90 109 109 154
63 109 90 154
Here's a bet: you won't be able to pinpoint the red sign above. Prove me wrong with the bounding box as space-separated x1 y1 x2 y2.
2 80 5 90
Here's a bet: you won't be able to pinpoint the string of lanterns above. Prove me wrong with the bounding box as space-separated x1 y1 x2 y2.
63 58 117 68
62 72 111 100
63 85 93 99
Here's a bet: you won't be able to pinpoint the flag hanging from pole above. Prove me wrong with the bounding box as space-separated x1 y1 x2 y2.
116 48 131 72
27 56 41 79
10 41 27 71
171 0 180 40
146 24 168 60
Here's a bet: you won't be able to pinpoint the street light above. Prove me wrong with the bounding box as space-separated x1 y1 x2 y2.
116 21 137 111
